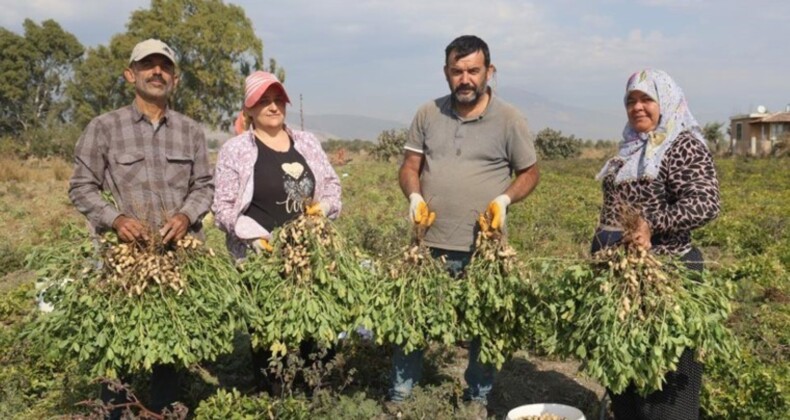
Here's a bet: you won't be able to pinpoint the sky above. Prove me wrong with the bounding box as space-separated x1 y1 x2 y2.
2 0 789 137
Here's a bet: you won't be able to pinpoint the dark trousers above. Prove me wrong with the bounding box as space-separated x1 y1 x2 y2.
609 347 702 420
100 364 179 419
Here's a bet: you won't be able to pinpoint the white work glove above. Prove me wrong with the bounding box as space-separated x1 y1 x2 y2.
486 194 511 231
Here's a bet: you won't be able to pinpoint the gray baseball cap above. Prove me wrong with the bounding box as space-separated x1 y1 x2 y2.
129 39 177 65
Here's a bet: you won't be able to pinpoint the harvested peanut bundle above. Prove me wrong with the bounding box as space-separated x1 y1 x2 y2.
100 234 209 296
26 229 246 378
243 213 370 355
536 242 738 395
593 245 680 322
364 238 459 353
458 212 534 369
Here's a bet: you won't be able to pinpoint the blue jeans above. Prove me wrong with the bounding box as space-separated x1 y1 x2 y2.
389 249 496 403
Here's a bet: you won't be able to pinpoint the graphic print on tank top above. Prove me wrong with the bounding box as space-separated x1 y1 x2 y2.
244 138 316 232
279 162 314 213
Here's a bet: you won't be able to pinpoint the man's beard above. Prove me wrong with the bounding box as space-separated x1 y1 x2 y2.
452 81 487 105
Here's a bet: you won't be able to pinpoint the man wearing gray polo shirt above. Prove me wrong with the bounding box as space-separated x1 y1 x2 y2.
390 35 539 416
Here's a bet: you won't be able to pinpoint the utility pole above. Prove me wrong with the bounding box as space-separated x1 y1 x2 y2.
300 94 304 131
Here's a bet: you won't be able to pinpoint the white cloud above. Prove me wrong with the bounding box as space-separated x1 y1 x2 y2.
2 0 789 132
581 14 615 29
0 0 145 25
635 0 707 10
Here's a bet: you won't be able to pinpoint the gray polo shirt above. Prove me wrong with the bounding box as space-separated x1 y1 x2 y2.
405 93 536 251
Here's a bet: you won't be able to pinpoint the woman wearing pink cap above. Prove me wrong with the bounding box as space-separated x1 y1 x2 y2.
212 71 342 392
212 71 341 260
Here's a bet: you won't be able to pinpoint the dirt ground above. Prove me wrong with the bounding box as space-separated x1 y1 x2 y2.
441 346 607 419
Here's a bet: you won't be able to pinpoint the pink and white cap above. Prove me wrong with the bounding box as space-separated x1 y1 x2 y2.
244 71 290 108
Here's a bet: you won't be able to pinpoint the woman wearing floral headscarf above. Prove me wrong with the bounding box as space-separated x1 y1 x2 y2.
591 69 720 419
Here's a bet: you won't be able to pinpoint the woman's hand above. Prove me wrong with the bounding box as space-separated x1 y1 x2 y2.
623 217 652 250
306 201 330 217
250 238 273 254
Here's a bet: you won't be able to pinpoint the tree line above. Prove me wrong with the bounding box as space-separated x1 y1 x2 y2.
0 0 728 159
0 0 285 158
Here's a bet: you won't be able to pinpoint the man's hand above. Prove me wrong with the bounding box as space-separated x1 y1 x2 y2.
486 194 511 231
623 217 652 250
250 238 273 254
160 213 190 244
409 193 435 226
112 215 148 242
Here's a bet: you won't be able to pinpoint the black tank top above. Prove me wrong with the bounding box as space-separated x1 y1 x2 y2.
243 137 315 232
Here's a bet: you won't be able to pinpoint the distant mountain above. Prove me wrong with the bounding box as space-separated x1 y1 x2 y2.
286 114 407 142
497 86 622 140
227 89 622 143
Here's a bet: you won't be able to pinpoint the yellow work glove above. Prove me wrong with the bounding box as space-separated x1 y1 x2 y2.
306 201 329 216
486 194 511 231
250 238 273 254
409 193 435 227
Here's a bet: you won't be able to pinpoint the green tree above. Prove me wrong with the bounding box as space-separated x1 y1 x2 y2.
0 19 83 136
69 0 265 130
67 44 130 128
702 121 724 154
266 57 286 83
534 127 581 160
372 128 408 162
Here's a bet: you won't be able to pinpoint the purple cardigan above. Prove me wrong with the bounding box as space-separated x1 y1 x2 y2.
212 126 341 259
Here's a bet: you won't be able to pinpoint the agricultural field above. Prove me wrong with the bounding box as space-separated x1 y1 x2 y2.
0 153 787 419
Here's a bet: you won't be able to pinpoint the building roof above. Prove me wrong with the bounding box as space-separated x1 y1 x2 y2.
730 111 790 123
761 112 790 123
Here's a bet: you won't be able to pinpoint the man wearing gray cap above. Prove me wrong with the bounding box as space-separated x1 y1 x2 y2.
69 38 213 416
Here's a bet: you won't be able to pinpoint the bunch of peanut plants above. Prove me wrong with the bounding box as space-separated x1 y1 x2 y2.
457 213 538 368
25 231 245 378
242 213 370 355
363 236 459 353
536 244 738 394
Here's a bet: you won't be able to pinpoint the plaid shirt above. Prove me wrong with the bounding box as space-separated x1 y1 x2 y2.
69 103 214 234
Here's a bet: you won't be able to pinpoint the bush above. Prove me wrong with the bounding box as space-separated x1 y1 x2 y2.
535 128 581 160
2 124 82 159
702 350 789 419
371 129 407 162
322 139 374 154
194 388 310 419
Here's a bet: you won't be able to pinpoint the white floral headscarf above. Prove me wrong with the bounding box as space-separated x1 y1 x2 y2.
598 69 707 184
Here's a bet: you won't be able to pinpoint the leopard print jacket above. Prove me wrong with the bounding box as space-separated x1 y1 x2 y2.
597 131 721 256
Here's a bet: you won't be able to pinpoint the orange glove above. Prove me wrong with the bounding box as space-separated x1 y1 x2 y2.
251 238 273 253
486 194 511 231
409 193 435 226
306 201 329 216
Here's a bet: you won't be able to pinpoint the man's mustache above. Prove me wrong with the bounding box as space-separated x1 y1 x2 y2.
146 75 167 85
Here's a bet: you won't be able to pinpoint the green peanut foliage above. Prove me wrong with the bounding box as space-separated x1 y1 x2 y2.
242 214 371 354
24 233 245 378
533 246 738 395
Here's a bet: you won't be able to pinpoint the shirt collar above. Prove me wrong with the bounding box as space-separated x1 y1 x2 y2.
130 101 170 126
